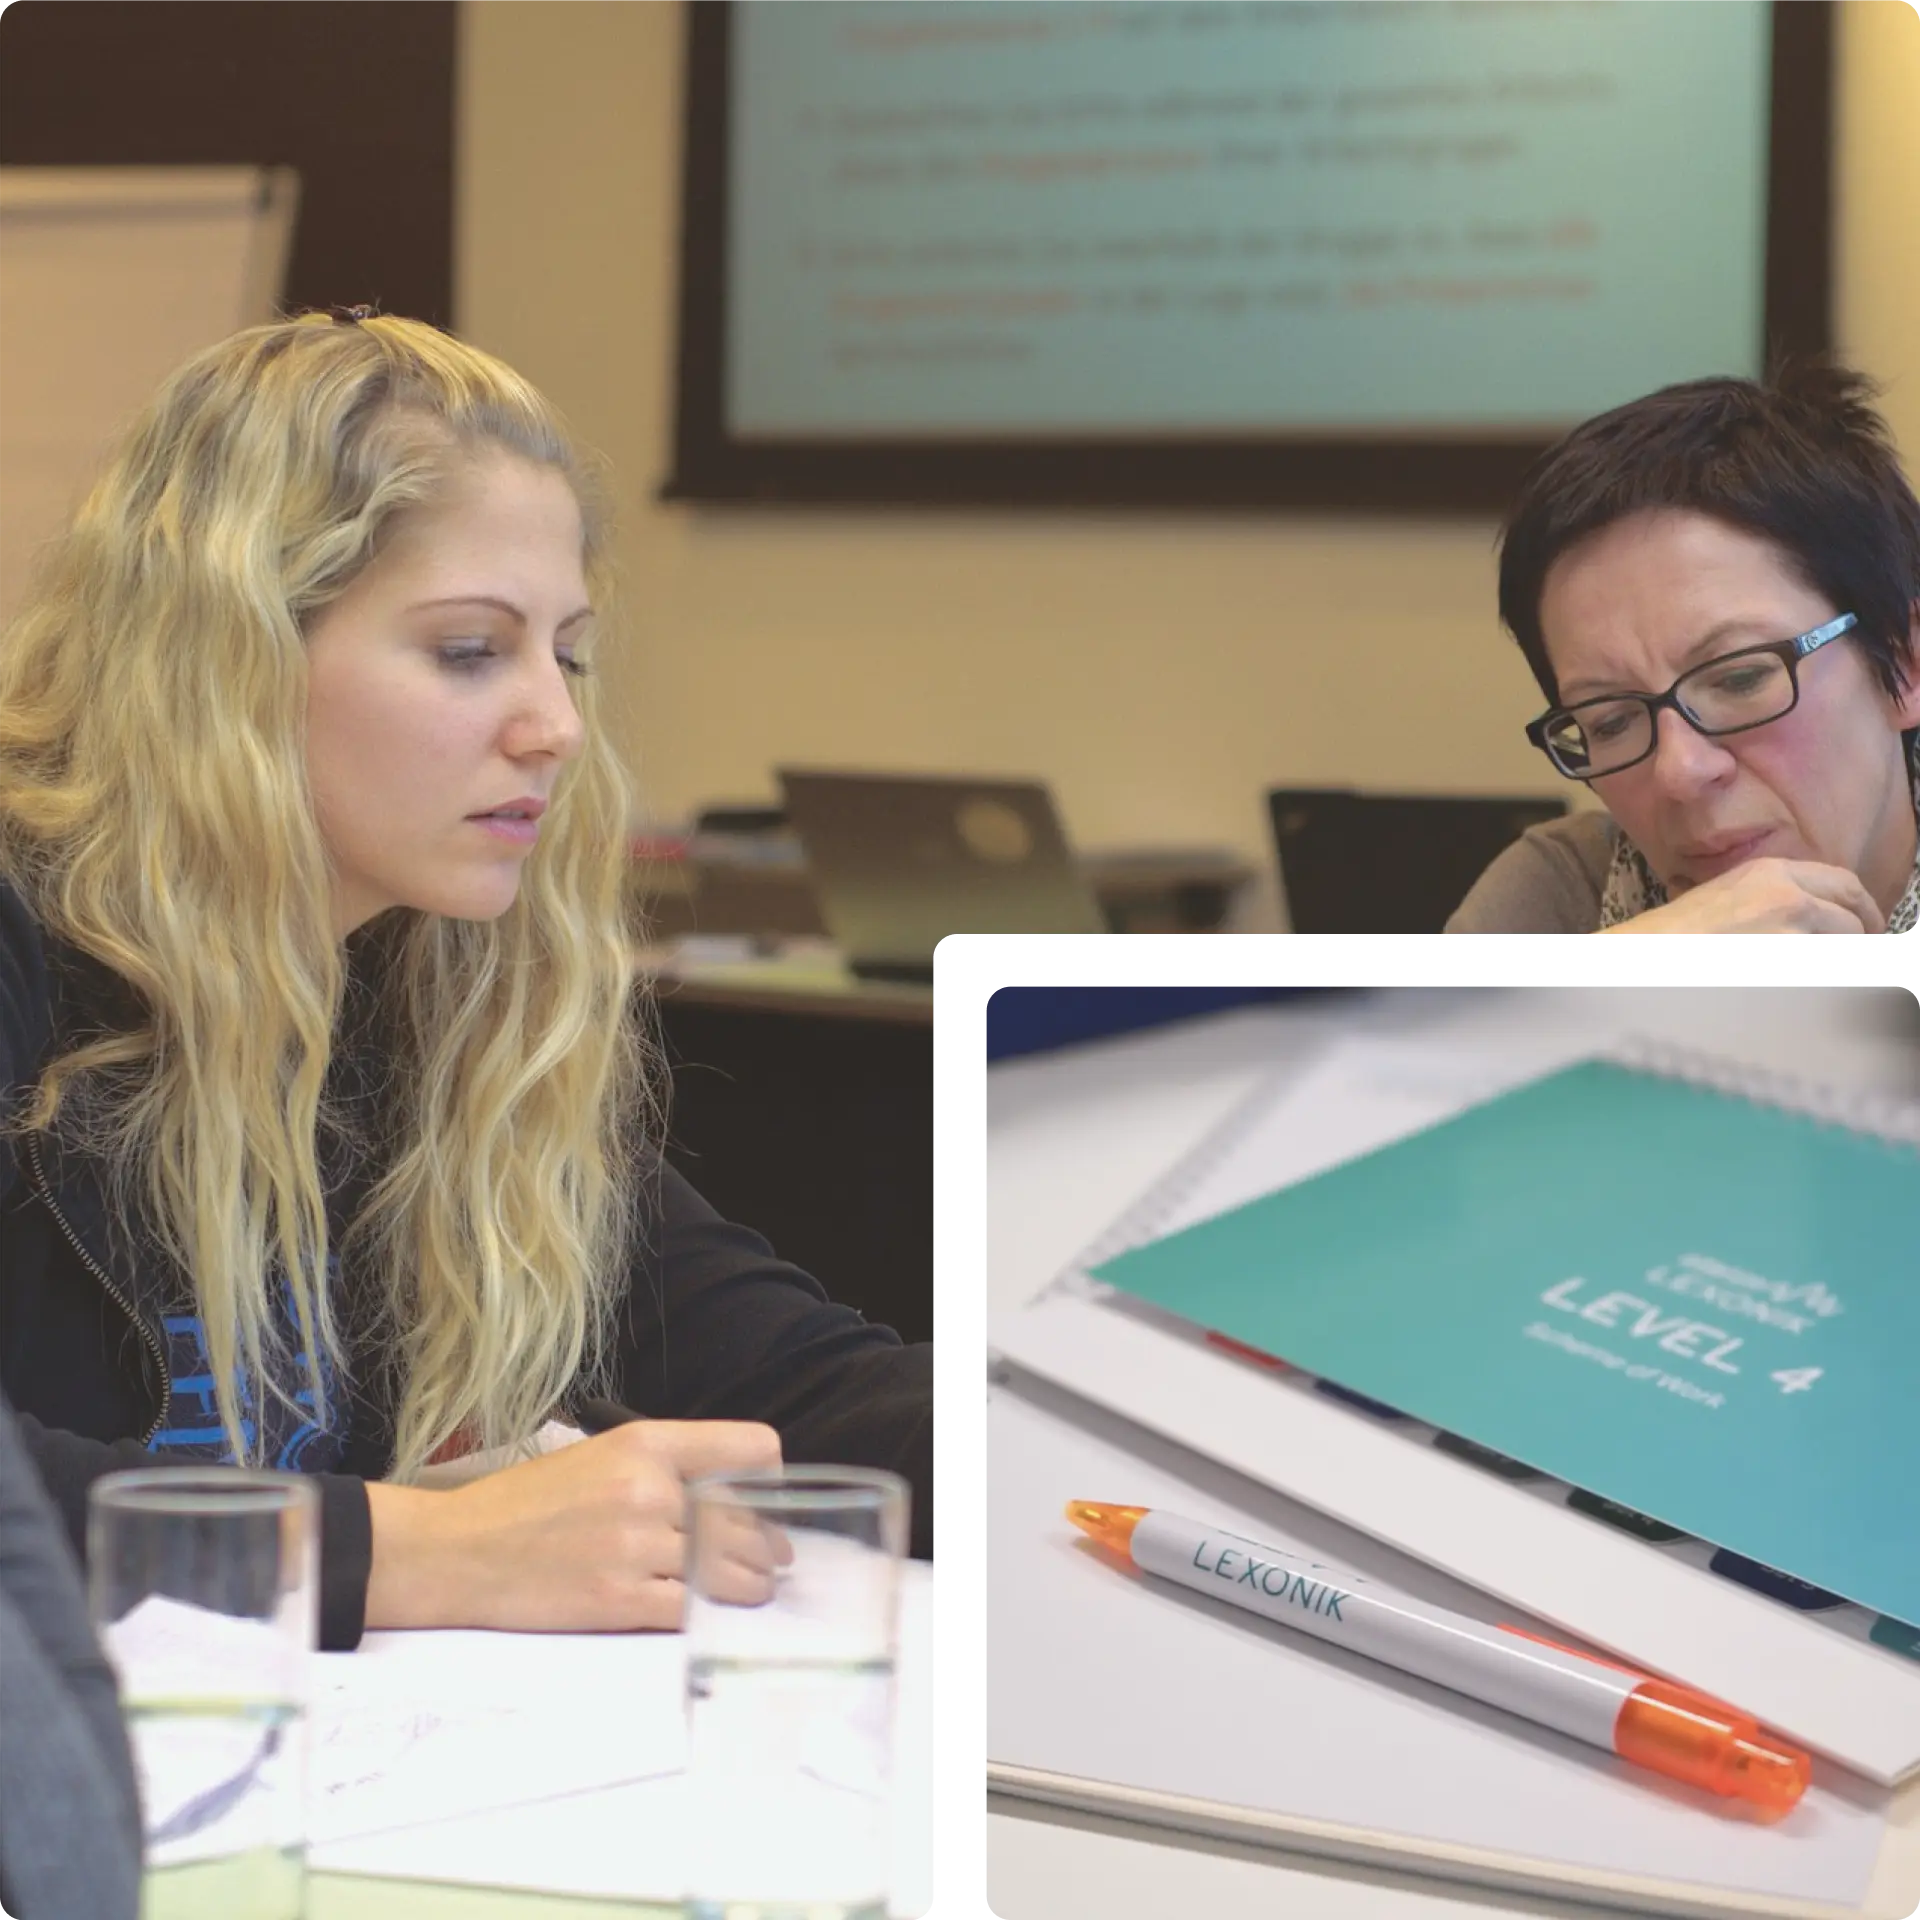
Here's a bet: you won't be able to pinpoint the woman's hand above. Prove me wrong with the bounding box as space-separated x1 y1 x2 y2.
1598 858 1885 934
365 1419 782 1631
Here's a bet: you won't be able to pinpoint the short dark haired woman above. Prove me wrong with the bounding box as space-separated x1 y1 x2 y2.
1450 363 1920 933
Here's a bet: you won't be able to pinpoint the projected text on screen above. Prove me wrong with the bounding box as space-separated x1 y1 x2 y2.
727 1 1771 439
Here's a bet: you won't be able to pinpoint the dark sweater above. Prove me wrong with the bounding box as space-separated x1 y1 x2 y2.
0 878 931 1651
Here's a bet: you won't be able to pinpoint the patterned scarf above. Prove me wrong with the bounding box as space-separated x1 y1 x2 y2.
1598 734 1920 932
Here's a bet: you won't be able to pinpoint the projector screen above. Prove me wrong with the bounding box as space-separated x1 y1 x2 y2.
668 1 1831 510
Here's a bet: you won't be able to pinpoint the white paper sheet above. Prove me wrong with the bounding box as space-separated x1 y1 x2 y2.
310 1627 688 1844
989 1380 1893 1913
313 1567 933 1917
102 1595 682 1860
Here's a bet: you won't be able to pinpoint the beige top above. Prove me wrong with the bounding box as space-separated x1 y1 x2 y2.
1444 812 1619 933
1449 739 1920 932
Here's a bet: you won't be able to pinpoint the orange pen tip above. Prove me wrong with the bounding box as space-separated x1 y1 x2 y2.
1721 1729 1813 1815
1065 1500 1146 1556
1615 1680 1812 1814
1501 1629 1810 1813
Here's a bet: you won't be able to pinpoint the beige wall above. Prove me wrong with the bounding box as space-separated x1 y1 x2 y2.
459 0 1920 918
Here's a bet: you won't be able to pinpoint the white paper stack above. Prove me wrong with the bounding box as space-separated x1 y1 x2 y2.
991 1030 1920 1787
989 1377 1920 1920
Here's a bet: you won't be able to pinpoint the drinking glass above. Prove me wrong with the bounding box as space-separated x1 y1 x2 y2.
682 1465 909 1920
89 1469 317 1920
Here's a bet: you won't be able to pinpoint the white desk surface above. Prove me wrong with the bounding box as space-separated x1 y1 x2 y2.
985 987 1920 1920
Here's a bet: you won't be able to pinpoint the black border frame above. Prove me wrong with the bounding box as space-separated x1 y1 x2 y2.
664 1 1832 515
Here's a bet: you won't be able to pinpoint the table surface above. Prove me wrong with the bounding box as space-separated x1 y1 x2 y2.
642 940 934 1025
139 1543 933 1920
148 1866 672 1918
985 986 1920 1920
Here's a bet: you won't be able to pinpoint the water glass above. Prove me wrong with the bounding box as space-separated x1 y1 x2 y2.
88 1469 318 1920
682 1465 909 1920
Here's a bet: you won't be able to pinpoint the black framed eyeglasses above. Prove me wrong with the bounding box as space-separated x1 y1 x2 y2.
1525 613 1859 781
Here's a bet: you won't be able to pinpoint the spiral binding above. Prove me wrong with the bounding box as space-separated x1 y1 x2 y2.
1049 1033 1920 1304
1602 1034 1920 1151
998 1059 1313 1405
1044 1060 1307 1301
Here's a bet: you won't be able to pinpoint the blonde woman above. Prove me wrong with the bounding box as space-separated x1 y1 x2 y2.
0 311 931 1651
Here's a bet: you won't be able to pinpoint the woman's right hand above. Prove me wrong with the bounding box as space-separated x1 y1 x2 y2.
365 1418 783 1632
1597 857 1886 934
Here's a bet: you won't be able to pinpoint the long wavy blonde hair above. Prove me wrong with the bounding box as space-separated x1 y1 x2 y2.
0 313 659 1478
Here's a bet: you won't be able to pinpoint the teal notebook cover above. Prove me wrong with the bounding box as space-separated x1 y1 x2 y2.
1091 1060 1920 1629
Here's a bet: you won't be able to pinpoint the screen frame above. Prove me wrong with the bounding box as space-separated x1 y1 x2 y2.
665 0 1833 514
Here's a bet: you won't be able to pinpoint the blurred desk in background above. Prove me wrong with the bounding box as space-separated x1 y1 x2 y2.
644 942 931 1347
652 939 932 1024
633 846 1254 942
1079 848 1255 933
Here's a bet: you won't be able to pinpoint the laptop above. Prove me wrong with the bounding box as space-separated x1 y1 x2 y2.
1266 787 1569 933
777 769 1107 982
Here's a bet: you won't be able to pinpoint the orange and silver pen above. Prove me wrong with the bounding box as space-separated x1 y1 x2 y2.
1067 1501 1811 1814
